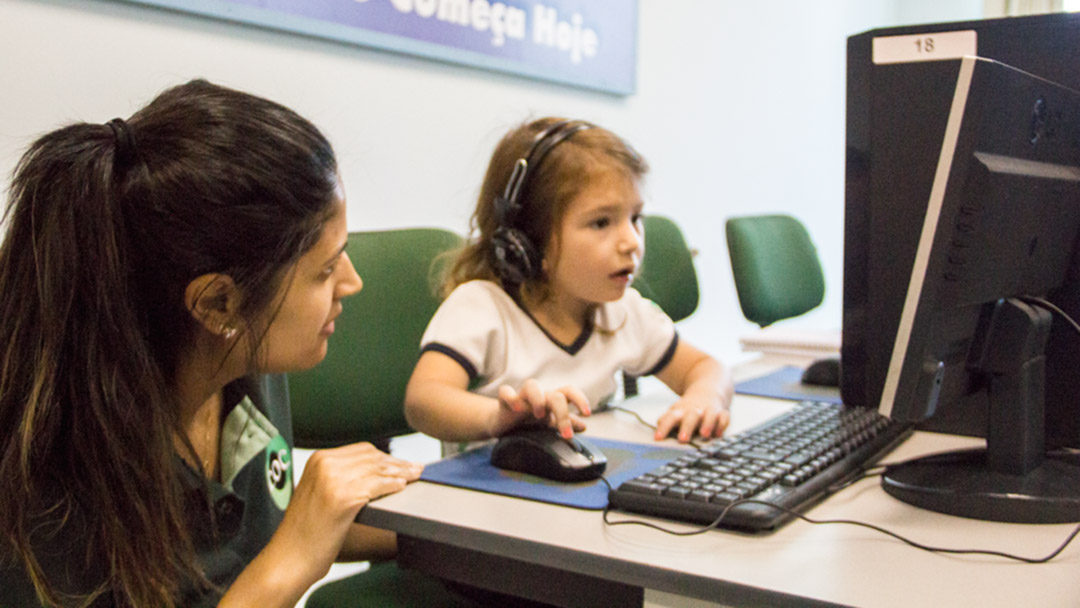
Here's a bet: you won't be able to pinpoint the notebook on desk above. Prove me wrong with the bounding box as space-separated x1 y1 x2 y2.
739 327 840 359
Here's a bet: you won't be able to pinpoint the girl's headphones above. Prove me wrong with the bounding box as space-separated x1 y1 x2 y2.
490 119 594 287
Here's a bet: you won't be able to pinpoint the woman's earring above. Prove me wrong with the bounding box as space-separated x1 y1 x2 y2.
222 325 237 340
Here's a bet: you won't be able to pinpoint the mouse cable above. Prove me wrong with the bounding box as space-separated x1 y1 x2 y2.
607 404 703 449
597 474 1080 564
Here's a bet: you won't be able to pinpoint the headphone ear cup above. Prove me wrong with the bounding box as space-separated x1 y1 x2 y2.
491 225 541 285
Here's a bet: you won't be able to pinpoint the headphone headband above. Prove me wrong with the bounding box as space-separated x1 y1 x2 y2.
490 119 594 288
500 119 594 214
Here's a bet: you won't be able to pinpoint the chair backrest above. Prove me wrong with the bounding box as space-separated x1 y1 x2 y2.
633 215 699 322
288 228 463 449
725 214 824 327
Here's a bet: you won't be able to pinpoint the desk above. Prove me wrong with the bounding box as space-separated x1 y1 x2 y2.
359 356 1080 607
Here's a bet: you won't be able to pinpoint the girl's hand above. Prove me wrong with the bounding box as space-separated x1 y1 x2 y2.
494 379 591 439
654 396 730 443
653 341 734 444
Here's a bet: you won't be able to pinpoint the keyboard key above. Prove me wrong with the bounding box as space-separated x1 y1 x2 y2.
620 480 664 495
664 486 691 499
712 492 741 505
741 449 784 462
688 490 713 502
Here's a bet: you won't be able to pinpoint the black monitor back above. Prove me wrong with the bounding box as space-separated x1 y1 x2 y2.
844 13 1080 446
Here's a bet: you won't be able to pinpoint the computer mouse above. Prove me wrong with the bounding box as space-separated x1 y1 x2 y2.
489 427 607 482
801 357 841 387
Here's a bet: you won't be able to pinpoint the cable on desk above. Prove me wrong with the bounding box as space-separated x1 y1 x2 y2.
599 473 1080 563
826 468 883 494
607 309 1080 564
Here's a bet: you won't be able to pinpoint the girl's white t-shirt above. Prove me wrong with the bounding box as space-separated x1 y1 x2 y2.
420 280 678 409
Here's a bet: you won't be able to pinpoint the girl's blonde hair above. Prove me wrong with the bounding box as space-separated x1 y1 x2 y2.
442 116 648 299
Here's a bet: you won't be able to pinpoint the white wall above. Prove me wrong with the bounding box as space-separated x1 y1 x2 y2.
896 0 986 24
0 0 982 363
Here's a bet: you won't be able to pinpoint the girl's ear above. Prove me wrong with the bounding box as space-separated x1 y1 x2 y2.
185 273 241 339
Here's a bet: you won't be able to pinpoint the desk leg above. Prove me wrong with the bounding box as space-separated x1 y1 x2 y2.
397 535 643 608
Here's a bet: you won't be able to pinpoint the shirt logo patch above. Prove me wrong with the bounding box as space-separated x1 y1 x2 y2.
266 434 293 510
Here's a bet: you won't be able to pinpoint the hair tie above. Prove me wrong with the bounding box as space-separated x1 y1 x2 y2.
106 117 137 168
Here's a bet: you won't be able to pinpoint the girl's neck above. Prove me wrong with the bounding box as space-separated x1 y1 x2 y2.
521 288 594 345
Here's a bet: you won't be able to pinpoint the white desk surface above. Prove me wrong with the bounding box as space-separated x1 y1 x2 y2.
359 355 1080 608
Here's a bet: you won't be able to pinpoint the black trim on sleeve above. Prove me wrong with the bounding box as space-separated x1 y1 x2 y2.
421 343 480 383
643 332 680 377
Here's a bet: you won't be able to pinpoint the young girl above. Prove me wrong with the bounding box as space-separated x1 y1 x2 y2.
0 80 422 607
405 117 733 446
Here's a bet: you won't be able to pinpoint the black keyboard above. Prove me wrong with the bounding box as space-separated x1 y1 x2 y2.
608 401 912 531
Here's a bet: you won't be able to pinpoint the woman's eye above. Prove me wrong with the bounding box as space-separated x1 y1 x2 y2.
321 261 338 278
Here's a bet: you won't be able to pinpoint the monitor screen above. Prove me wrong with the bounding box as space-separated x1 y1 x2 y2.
876 56 1080 523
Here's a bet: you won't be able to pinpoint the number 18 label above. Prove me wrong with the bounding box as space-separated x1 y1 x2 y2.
872 30 977 65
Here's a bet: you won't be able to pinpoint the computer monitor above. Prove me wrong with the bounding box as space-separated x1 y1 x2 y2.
875 56 1080 523
844 13 1080 447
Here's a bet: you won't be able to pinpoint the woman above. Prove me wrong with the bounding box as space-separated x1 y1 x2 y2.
0 80 422 607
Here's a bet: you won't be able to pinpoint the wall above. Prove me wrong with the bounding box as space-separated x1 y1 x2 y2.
897 0 986 24
0 0 983 363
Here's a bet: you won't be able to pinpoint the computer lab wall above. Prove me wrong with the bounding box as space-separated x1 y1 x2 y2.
0 0 982 362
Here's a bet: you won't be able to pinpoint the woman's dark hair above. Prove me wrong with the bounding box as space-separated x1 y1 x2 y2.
443 116 648 300
0 79 338 606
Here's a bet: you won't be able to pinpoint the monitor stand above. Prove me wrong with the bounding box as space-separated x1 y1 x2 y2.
881 299 1080 523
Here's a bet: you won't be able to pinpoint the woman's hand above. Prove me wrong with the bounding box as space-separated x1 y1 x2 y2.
220 443 422 607
494 379 591 439
282 443 423 567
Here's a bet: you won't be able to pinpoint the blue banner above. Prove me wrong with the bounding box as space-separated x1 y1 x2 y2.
118 0 638 95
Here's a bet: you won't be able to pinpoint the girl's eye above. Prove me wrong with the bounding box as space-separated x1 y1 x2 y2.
591 217 611 229
632 213 644 225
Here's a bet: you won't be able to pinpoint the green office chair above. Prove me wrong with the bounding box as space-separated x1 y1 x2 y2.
288 228 477 608
623 215 700 397
633 215 700 323
289 227 462 450
724 214 825 327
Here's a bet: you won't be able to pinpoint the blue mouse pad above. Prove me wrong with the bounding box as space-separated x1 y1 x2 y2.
419 437 690 510
735 365 842 405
